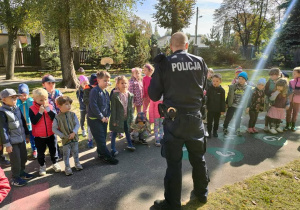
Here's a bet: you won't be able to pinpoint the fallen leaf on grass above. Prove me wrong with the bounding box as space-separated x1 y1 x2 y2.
251 200 257 205
295 176 299 180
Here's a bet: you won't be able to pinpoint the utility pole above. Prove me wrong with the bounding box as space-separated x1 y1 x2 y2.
194 7 202 46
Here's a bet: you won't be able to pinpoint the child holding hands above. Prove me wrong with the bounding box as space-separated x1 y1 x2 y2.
110 76 135 156
53 96 83 176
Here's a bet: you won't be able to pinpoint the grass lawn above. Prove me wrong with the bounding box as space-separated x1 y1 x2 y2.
182 159 300 209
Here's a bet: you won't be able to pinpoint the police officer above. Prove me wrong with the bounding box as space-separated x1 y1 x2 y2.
149 32 209 210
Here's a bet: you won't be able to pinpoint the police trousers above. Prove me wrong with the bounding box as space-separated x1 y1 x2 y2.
161 112 209 210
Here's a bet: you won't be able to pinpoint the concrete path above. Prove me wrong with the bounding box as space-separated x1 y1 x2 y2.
1 112 299 210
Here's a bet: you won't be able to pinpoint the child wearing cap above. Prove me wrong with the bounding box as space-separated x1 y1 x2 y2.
231 66 243 85
52 96 83 176
42 74 62 160
76 75 89 137
224 72 251 136
246 78 266 133
0 89 34 186
29 88 61 176
16 83 37 159
83 73 97 148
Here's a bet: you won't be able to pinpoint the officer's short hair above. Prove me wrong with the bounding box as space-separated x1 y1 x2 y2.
171 32 188 48
212 73 222 81
97 70 111 79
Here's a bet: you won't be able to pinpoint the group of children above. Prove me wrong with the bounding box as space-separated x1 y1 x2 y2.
205 67 300 138
0 63 166 187
1 64 300 189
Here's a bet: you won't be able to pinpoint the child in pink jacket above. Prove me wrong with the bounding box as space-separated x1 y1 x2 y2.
285 67 300 131
143 64 154 114
149 96 164 146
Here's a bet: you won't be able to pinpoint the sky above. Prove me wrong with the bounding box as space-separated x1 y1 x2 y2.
134 0 223 37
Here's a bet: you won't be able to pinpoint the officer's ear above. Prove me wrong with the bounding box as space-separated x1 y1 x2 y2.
185 42 189 50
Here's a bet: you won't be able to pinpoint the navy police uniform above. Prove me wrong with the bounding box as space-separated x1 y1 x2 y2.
148 50 210 209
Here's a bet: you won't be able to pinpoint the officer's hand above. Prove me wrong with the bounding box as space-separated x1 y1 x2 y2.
6 146 12 153
101 118 106 123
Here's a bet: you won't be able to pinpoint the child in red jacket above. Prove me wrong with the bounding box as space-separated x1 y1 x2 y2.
0 167 10 203
29 88 61 176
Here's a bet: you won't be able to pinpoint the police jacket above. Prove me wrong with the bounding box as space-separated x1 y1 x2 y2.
148 50 208 110
206 85 226 112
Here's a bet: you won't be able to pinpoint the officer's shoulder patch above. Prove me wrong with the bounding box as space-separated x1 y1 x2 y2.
154 53 167 63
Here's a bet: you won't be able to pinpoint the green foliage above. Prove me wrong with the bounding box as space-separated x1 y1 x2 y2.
153 0 196 34
199 47 240 66
39 47 60 70
276 0 300 66
124 15 151 67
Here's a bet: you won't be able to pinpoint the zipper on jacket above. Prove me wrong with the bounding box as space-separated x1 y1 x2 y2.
43 114 48 136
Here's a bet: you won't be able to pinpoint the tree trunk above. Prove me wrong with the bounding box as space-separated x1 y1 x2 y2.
6 31 18 80
58 28 79 88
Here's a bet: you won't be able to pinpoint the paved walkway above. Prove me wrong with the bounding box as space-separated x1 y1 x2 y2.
1 113 299 210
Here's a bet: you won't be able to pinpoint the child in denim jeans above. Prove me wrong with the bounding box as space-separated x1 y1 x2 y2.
0 89 34 186
52 96 83 176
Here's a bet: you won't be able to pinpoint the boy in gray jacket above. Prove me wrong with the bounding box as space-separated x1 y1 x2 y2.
0 89 34 186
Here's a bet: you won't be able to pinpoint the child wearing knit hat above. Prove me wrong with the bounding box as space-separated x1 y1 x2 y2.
223 72 252 136
246 78 266 133
16 83 37 159
76 76 89 138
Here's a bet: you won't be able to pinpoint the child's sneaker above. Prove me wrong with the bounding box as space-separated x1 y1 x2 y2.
20 172 34 180
82 130 87 137
291 123 296 132
99 156 119 165
264 126 269 132
155 140 161 147
39 165 47 176
52 163 61 172
269 127 277 134
223 128 228 135
111 150 119 157
139 139 148 145
87 139 93 148
247 128 254 133
276 127 283 133
207 132 211 138
75 162 83 171
284 123 290 131
213 131 218 137
252 127 258 133
65 167 73 176
236 129 242 136
127 146 136 151
32 150 37 159
11 177 27 187
118 133 125 138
